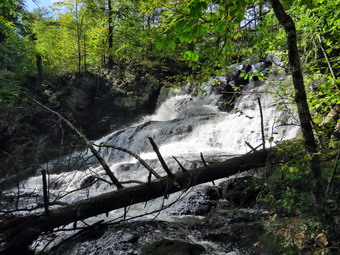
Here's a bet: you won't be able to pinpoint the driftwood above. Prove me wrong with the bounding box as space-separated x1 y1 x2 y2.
0 149 270 255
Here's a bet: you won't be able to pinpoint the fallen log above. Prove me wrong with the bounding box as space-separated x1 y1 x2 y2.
0 149 270 255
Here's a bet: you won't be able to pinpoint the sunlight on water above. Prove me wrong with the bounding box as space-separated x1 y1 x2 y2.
3 62 301 254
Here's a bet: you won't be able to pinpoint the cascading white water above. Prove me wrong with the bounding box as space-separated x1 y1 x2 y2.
2 62 301 254
6 62 301 210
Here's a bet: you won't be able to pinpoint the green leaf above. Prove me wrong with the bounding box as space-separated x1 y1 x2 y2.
236 10 245 22
184 50 193 61
194 24 205 37
155 39 165 50
215 22 226 33
189 1 208 20
184 50 199 62
209 12 218 21
191 51 199 61
178 34 187 43
282 0 294 9
166 40 176 50
174 20 187 32
185 33 193 43
178 32 193 43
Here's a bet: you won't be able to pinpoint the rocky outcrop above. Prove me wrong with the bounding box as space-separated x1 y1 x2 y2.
0 59 188 182
214 59 272 112
45 176 283 255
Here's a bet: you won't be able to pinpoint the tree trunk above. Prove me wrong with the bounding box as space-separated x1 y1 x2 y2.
36 54 42 87
0 149 270 255
83 32 87 72
75 0 82 73
269 0 338 242
269 0 323 206
107 0 113 70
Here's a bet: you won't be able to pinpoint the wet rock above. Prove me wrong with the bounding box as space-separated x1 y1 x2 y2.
204 232 235 242
205 207 269 227
80 175 97 188
205 186 222 200
171 190 217 216
0 124 9 150
219 176 260 208
174 199 217 216
140 238 205 255
254 61 272 72
216 82 238 112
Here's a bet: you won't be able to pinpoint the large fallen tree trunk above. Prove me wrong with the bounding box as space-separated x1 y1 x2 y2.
0 149 270 255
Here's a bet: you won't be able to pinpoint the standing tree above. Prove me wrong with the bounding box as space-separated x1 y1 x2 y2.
107 0 114 69
269 0 338 240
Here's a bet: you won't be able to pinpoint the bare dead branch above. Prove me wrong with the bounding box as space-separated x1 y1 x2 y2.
200 152 215 185
257 97 266 150
245 141 263 154
200 152 208 167
98 143 161 179
41 170 49 215
0 149 270 254
326 146 340 196
172 156 187 172
148 137 174 177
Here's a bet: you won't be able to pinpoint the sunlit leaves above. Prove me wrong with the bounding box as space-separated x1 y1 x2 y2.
214 22 226 33
167 40 176 50
155 38 165 50
174 19 187 32
155 38 176 50
187 0 208 20
178 33 193 43
183 50 199 62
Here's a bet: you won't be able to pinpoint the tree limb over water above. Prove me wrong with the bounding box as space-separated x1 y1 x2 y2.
0 149 270 255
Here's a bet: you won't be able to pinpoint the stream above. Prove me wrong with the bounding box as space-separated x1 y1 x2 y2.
2 59 300 254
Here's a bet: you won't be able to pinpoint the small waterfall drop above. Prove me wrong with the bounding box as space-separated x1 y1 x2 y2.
6 62 300 209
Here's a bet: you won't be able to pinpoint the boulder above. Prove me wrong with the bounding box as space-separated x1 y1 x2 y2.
219 176 260 208
140 238 205 255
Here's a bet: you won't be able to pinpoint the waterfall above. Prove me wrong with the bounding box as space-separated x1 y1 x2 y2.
2 61 300 254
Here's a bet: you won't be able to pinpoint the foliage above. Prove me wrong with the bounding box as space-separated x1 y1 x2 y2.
258 141 315 216
30 0 174 74
264 217 331 255
0 0 36 104
0 0 27 39
260 0 340 125
258 139 339 219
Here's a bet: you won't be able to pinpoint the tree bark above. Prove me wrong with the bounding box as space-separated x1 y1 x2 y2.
0 149 270 255
107 0 113 70
41 170 49 215
75 0 81 73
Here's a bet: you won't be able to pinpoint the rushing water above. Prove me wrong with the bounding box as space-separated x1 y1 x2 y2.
3 61 300 254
